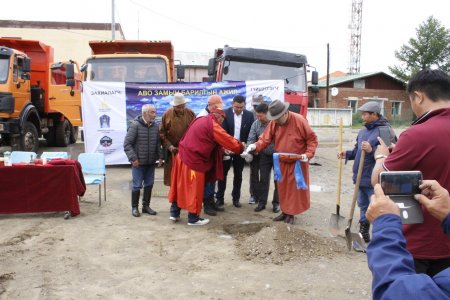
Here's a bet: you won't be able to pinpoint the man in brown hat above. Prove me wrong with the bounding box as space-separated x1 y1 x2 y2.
246 100 318 224
159 93 195 186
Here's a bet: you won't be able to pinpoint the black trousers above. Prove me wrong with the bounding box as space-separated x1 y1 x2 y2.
216 154 245 203
250 154 279 206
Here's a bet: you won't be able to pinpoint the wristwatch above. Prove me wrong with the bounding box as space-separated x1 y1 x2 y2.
375 154 387 160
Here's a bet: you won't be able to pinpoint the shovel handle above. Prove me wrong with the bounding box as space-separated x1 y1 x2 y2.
336 118 343 207
348 150 366 223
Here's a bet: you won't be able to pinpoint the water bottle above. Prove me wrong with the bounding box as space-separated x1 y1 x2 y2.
3 151 11 166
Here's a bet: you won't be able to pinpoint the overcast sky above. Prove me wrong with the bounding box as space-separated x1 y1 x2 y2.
1 0 448 76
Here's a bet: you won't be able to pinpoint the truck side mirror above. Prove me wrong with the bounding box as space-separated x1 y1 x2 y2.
23 58 31 73
65 63 75 80
176 65 185 80
311 71 318 85
207 58 215 76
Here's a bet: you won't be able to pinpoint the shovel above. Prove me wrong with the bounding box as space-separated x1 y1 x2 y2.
345 150 367 252
329 118 345 236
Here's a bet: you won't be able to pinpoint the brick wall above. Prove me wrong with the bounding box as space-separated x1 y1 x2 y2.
309 87 414 122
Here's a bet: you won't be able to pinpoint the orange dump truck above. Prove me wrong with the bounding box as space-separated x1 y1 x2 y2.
0 38 81 152
82 40 184 83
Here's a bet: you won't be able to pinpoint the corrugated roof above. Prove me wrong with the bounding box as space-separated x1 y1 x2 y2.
313 71 405 87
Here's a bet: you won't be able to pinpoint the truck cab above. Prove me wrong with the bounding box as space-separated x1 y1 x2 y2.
0 38 81 152
208 46 318 117
82 40 184 83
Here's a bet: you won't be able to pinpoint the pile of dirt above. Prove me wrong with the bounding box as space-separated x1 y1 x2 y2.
236 223 345 265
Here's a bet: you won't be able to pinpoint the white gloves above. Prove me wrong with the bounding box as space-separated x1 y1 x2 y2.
245 143 256 153
240 153 253 163
299 154 308 162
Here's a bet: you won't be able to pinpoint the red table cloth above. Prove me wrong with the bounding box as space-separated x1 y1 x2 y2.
0 160 86 217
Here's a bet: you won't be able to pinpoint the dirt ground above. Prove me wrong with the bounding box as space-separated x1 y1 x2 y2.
0 128 386 299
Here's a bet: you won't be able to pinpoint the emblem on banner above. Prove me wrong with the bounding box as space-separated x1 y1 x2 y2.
99 114 111 128
100 136 113 147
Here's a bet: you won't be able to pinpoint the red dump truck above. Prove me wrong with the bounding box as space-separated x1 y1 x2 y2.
0 38 81 152
207 45 318 117
82 40 184 83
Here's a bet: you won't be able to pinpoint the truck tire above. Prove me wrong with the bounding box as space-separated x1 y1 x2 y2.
55 119 71 147
45 127 56 147
70 126 79 144
20 121 39 152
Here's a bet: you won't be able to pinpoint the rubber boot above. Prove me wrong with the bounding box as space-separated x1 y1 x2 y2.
203 197 217 216
142 186 157 215
132 190 140 217
359 221 371 243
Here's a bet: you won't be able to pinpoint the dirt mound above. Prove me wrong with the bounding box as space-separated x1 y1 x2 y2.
236 223 345 265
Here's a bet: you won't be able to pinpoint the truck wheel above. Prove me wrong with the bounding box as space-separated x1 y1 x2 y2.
70 126 79 144
20 121 39 152
45 127 56 147
55 119 71 147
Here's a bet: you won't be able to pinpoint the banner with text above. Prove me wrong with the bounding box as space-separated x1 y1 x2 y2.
82 80 284 165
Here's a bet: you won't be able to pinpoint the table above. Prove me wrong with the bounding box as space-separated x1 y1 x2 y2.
0 161 86 217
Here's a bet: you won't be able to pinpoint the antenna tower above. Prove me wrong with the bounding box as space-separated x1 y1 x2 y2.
348 0 363 74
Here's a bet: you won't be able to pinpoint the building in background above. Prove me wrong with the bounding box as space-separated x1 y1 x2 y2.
0 20 124 66
309 71 412 122
174 51 209 82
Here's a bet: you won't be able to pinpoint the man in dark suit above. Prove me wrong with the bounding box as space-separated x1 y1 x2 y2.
216 95 254 207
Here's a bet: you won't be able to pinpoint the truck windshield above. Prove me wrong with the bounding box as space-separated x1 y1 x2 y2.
0 58 9 83
222 61 306 92
86 58 167 82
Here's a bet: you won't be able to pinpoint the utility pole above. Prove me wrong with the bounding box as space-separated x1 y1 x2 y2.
348 0 363 74
326 43 330 104
111 0 116 40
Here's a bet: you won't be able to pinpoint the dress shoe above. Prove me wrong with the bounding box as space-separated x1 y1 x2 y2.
273 212 286 222
142 205 157 215
211 199 225 212
233 202 242 208
254 204 266 212
204 206 217 216
215 199 224 207
284 215 295 224
272 203 280 213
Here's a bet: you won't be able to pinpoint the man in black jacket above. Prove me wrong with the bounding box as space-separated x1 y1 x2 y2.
216 95 254 208
124 104 163 217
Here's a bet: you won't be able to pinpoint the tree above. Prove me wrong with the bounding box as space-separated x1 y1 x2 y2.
389 16 450 82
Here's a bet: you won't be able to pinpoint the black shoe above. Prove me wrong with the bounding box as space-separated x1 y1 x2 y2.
215 199 224 207
204 206 217 216
233 202 242 208
272 203 280 213
273 212 286 222
132 207 140 217
211 201 225 212
254 204 266 212
142 205 157 215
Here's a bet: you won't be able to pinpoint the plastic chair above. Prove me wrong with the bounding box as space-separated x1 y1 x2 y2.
10 151 37 163
78 153 106 206
41 152 69 160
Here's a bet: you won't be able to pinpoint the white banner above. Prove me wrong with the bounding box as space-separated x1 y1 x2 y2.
82 82 129 165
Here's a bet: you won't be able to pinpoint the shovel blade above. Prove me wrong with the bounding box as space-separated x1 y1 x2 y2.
345 228 367 252
328 213 346 237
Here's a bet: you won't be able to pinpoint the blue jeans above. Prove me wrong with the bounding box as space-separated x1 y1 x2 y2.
358 186 374 223
131 164 155 191
204 181 215 199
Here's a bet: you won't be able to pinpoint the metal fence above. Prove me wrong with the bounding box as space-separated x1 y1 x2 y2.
307 108 353 126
